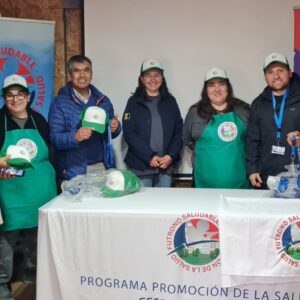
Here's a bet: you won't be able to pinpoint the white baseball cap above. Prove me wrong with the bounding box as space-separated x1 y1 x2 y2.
101 169 141 197
105 170 125 191
263 52 289 71
140 58 164 74
6 145 32 169
81 106 108 133
2 74 29 95
205 68 228 82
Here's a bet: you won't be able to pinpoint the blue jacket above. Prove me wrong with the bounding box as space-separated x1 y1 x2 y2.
48 82 121 180
122 94 183 171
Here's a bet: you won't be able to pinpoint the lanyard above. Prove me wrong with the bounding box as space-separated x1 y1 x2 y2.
291 135 297 164
272 90 288 142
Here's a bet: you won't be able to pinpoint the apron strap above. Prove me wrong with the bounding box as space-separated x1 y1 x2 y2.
30 115 38 129
4 115 7 132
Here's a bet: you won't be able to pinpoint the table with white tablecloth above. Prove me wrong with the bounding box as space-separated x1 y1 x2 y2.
36 188 300 300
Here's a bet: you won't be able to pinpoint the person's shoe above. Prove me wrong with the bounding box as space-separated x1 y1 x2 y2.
0 283 14 300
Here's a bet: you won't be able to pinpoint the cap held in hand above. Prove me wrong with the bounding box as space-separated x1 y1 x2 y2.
6 145 32 169
81 106 109 133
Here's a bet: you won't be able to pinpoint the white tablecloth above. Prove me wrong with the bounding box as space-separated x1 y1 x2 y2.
219 196 300 287
36 188 300 300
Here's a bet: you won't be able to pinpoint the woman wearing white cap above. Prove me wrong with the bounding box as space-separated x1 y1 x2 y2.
0 74 56 298
122 59 183 187
183 68 250 188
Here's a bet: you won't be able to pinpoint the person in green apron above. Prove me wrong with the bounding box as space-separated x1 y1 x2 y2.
182 68 251 188
0 74 57 300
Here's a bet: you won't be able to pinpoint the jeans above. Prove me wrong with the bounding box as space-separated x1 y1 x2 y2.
140 173 173 187
0 228 37 285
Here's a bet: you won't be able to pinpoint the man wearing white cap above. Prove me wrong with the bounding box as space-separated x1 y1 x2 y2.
0 74 56 299
48 55 121 182
246 52 300 189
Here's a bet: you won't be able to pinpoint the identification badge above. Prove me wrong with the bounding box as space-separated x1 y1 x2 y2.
271 145 285 155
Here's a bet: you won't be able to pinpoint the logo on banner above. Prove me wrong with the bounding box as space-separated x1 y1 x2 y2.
275 216 300 267
166 213 220 272
0 47 47 113
217 121 237 142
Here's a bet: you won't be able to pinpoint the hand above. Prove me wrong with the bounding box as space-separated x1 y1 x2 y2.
0 172 13 179
159 155 172 169
249 173 263 188
0 155 10 168
150 155 161 168
287 131 300 146
110 114 119 133
0 167 14 180
75 127 93 142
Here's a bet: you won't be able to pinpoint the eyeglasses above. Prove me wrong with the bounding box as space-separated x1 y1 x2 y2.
5 92 27 102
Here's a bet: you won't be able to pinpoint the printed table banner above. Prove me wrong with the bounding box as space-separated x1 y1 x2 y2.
294 7 300 76
37 188 300 300
219 196 300 287
0 17 55 119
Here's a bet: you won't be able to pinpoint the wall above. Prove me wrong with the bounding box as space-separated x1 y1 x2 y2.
84 0 300 174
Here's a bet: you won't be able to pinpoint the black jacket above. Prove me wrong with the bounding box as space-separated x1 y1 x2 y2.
122 94 183 171
246 73 300 182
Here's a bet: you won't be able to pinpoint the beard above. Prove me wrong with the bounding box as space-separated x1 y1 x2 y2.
271 81 290 96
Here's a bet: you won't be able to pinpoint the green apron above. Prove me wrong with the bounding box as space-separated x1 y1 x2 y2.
0 116 56 231
194 112 250 189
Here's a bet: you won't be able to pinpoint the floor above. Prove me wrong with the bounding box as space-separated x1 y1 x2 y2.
12 282 36 300
11 250 36 300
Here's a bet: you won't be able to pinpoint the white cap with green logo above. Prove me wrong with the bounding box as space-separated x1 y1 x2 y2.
263 52 289 71
2 74 29 95
6 145 33 169
205 68 228 82
101 170 141 197
81 106 109 133
140 58 164 74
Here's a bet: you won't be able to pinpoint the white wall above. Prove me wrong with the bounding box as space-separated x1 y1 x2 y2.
84 0 300 175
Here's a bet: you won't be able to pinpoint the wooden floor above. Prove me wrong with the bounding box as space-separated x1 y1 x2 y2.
12 282 36 300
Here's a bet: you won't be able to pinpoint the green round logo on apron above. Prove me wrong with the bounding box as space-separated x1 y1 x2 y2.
217 121 238 142
16 138 38 159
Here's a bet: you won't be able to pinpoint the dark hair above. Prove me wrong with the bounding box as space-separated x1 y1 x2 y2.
67 55 92 73
193 79 247 122
133 71 171 99
3 85 29 97
263 62 290 74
